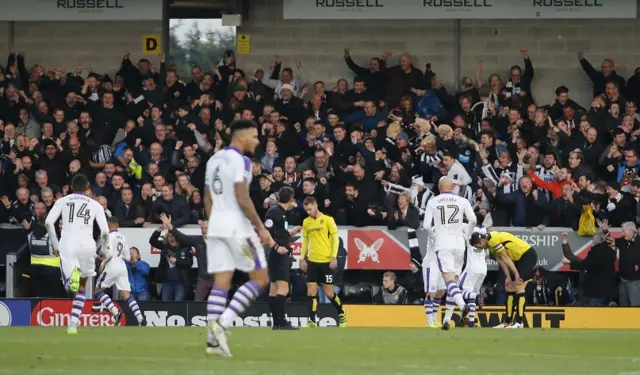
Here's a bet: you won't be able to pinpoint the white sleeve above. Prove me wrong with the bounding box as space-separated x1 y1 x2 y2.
232 154 251 183
204 159 214 189
122 236 131 262
45 199 63 249
464 200 477 239
459 165 472 186
101 234 113 258
94 201 109 240
422 201 434 237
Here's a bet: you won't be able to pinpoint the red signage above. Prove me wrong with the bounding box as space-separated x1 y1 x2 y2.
31 299 126 327
347 230 410 270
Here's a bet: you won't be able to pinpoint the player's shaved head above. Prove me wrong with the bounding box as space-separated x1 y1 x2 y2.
438 176 454 193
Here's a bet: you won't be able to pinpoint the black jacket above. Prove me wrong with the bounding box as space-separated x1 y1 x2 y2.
566 241 617 300
344 56 387 101
169 228 211 281
113 200 145 228
151 195 191 227
387 205 420 230
150 229 193 284
579 57 626 97
617 234 640 281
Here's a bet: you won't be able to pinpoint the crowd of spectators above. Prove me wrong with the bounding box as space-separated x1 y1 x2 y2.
2 44 640 304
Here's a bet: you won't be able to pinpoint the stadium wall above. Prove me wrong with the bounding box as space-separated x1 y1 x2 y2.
5 298 639 329
238 0 640 108
0 21 162 75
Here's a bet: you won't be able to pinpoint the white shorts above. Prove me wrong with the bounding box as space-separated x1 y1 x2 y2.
435 248 465 275
459 270 486 294
96 262 131 292
422 265 446 294
59 240 97 286
206 233 267 274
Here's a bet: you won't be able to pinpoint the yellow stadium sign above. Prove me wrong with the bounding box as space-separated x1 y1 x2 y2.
143 34 161 55
343 306 640 329
237 34 250 54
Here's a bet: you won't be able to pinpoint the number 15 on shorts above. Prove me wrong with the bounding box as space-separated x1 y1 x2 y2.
325 274 333 284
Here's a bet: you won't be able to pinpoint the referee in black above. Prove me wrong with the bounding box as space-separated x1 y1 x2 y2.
265 186 302 330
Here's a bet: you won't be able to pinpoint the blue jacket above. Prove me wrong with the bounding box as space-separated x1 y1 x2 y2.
497 189 550 227
617 160 640 183
416 90 447 119
126 260 150 294
343 110 386 132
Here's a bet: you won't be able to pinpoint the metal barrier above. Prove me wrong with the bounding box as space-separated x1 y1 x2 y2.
5 244 28 298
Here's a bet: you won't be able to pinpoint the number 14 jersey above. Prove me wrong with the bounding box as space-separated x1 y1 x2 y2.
423 193 476 251
46 193 109 246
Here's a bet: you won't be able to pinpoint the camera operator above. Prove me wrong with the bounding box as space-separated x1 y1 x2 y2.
560 219 616 306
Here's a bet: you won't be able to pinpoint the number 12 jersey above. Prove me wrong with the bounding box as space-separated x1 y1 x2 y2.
423 193 476 251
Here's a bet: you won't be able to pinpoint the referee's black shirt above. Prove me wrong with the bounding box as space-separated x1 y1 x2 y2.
264 204 301 249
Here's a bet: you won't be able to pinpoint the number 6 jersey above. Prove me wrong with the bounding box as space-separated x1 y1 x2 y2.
205 147 254 239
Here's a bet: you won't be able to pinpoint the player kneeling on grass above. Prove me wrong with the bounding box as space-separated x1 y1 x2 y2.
45 174 109 335
300 197 347 328
94 216 147 326
470 231 538 329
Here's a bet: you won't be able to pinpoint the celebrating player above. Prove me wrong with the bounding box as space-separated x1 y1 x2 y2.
264 186 301 330
45 174 109 335
300 196 347 328
93 216 147 326
422 235 446 328
460 222 488 299
204 119 274 358
423 176 476 330
471 231 537 328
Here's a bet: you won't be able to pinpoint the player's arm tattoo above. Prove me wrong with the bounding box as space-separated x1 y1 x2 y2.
234 181 266 230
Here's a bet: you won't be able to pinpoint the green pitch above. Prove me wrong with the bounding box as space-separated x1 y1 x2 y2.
1 328 639 375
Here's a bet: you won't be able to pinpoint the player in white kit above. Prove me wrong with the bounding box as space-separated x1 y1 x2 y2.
45 174 109 334
203 119 273 358
460 225 488 296
93 216 147 326
422 235 446 328
423 176 476 330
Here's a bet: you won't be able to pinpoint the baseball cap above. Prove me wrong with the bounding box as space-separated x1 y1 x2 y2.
397 132 409 142
608 181 621 191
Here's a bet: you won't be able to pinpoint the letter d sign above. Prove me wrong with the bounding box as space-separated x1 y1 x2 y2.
143 34 161 55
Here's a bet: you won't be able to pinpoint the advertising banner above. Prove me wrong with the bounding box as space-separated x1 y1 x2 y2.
16 299 640 329
123 226 606 273
0 299 32 326
0 0 162 21
283 0 636 20
31 299 126 327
